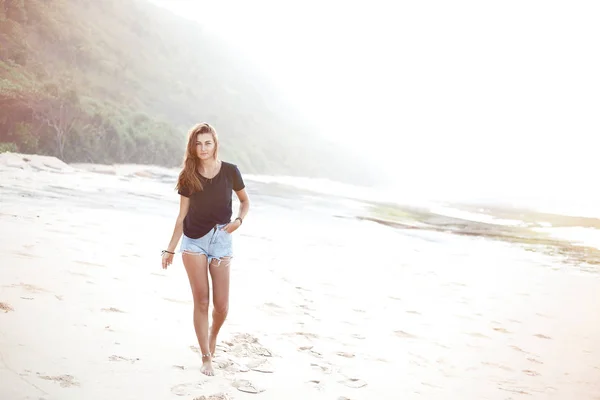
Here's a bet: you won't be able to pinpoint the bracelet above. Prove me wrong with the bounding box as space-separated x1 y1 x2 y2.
235 217 243 225
161 250 175 255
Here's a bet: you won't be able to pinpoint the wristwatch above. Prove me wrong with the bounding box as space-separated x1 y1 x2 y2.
235 217 243 225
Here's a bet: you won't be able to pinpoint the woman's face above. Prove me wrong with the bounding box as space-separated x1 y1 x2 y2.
196 133 215 160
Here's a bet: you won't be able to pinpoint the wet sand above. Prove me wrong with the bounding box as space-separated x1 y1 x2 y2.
1 152 599 399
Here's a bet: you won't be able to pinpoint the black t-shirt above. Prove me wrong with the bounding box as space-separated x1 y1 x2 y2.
178 161 245 239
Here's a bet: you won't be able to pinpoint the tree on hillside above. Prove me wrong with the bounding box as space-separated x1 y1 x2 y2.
5 0 27 23
28 84 80 160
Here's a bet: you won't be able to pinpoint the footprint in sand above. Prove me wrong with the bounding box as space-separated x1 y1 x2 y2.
307 379 324 390
422 381 445 389
108 355 139 364
409 352 430 366
0 302 14 312
298 346 322 358
171 382 205 396
288 331 319 340
12 251 42 259
74 260 104 268
214 343 230 354
465 332 490 339
221 333 272 357
481 362 513 372
101 307 125 313
498 387 531 396
68 271 91 278
193 394 231 400
163 298 191 305
39 374 79 388
534 333 552 339
457 298 471 305
298 304 316 311
212 357 249 372
493 327 511 334
232 379 264 394
247 358 274 373
311 362 333 374
523 369 541 376
9 283 49 294
394 330 418 339
510 346 528 354
336 352 355 358
340 377 368 388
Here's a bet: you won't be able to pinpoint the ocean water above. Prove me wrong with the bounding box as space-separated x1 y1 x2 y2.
246 173 600 251
247 173 600 216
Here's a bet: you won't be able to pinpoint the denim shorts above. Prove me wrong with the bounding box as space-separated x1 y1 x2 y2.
180 223 233 265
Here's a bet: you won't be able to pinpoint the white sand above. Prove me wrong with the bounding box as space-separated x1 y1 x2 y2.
1 152 599 400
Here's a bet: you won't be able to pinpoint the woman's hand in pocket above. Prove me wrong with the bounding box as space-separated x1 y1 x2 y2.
221 219 241 234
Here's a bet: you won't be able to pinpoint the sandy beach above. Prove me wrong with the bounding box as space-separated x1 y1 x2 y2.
1 152 599 400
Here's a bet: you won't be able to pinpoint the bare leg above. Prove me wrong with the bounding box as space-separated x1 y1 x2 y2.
209 257 231 356
182 253 214 376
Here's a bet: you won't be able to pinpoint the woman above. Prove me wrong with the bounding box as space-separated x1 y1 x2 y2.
161 122 250 376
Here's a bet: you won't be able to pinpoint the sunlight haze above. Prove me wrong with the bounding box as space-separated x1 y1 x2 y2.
150 0 600 211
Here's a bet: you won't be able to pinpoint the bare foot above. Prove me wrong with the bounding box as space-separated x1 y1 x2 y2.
201 358 214 376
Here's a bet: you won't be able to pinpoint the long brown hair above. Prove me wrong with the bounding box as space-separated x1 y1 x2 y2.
176 123 219 194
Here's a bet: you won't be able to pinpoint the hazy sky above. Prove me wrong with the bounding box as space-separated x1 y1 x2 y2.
149 0 599 208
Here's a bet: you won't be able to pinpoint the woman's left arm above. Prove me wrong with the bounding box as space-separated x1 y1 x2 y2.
223 188 250 233
234 188 250 223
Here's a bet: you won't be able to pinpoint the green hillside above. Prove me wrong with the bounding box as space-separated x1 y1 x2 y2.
0 0 369 183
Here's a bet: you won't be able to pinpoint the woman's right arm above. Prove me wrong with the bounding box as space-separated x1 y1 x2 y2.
166 195 190 253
